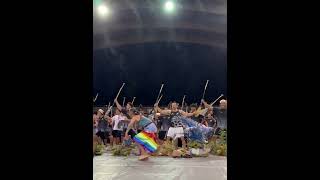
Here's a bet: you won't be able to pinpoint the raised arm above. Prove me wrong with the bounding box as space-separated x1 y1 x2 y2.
114 98 122 110
111 116 115 127
201 99 212 108
104 112 111 120
107 117 112 124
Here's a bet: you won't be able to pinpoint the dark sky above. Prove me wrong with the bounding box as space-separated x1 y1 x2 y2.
93 42 226 106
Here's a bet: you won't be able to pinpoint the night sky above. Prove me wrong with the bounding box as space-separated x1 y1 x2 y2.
93 42 226 106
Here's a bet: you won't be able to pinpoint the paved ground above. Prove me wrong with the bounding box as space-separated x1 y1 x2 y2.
93 153 227 180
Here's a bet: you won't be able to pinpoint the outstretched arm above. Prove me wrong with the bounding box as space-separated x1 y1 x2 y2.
124 118 131 122
154 103 171 115
179 110 194 117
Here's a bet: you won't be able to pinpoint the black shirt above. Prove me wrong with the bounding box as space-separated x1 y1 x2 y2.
97 118 111 132
207 116 216 127
191 114 202 123
213 107 227 129
169 110 183 127
158 115 171 131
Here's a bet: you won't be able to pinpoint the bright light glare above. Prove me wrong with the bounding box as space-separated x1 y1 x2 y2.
164 1 175 12
97 4 109 16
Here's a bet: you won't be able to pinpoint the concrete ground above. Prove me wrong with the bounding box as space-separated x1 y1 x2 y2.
93 153 227 180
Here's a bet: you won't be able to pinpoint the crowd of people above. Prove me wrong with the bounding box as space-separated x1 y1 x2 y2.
93 97 227 160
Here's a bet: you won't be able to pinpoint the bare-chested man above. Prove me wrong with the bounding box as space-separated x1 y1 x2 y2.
154 101 195 149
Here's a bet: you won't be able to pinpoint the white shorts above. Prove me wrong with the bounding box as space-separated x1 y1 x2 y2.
167 127 184 140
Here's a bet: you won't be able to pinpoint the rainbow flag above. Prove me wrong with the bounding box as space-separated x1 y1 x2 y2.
133 131 158 153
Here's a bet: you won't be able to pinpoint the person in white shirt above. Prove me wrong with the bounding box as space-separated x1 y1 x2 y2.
111 109 127 145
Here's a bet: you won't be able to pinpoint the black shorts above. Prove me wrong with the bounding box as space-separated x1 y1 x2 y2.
112 130 122 138
96 131 110 140
128 129 137 138
158 131 167 140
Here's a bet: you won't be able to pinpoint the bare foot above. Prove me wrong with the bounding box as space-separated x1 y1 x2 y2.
138 154 150 161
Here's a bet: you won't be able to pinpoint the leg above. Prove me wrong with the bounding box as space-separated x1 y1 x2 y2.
95 134 102 144
118 131 121 144
166 128 175 148
119 131 123 144
181 137 186 149
104 131 110 146
96 131 103 144
115 130 121 145
116 130 121 144
178 138 182 147
136 142 150 160
112 130 117 146
175 127 185 149
158 139 164 145
93 135 99 154
173 138 178 150
103 138 107 145
157 132 161 144
101 132 107 145
184 136 188 148
109 135 113 146
138 143 147 155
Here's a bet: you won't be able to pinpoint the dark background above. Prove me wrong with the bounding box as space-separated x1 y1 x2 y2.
1 0 315 180
93 0 227 106
93 42 226 106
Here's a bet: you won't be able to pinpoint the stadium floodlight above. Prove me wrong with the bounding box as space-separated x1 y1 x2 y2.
97 4 109 17
164 1 175 13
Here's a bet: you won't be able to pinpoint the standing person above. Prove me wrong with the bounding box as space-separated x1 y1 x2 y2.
185 104 202 146
97 109 104 119
93 111 101 157
124 108 158 161
121 118 129 140
93 111 99 134
114 98 133 119
111 109 126 145
103 112 114 146
189 103 202 123
214 99 227 135
93 135 100 157
157 114 171 145
95 109 107 143
96 112 113 146
200 115 208 127
154 101 195 150
206 109 217 128
202 99 227 134
114 98 134 140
